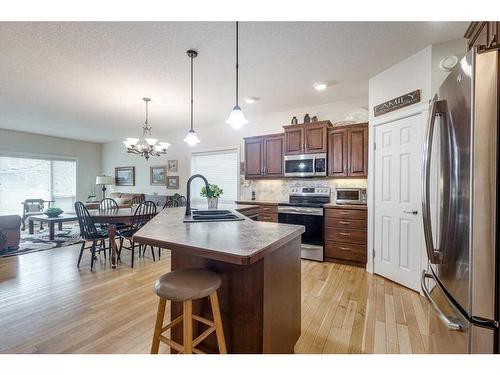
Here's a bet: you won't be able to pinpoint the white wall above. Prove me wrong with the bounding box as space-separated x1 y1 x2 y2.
102 97 369 198
0 128 102 202
369 38 466 119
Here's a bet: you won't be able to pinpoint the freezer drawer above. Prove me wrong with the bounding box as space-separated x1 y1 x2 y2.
422 271 470 353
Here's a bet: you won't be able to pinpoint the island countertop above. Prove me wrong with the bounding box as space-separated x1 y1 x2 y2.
133 205 305 265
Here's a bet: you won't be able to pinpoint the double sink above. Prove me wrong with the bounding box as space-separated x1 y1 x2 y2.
183 209 246 223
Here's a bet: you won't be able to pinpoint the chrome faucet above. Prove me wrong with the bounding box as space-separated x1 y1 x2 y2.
185 174 210 216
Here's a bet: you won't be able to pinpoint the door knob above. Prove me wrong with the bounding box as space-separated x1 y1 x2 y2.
403 210 418 215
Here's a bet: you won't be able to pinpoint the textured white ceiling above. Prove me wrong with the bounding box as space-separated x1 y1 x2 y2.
0 21 467 143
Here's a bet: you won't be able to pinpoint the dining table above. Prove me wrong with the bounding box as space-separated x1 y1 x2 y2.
88 207 140 268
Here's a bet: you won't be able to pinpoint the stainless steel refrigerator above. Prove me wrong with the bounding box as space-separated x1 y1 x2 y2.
421 46 499 353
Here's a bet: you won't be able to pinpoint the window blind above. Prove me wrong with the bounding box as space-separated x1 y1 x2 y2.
190 149 238 204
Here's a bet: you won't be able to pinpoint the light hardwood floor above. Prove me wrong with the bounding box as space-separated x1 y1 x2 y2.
0 243 430 354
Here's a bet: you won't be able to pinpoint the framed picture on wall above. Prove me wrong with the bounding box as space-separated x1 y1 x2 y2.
166 176 179 189
115 166 135 186
167 160 178 173
150 166 167 186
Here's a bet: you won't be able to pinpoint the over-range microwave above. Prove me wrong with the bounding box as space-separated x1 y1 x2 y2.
335 188 367 205
284 153 327 178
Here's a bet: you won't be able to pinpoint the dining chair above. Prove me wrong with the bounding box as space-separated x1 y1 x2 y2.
99 198 119 210
117 201 157 268
74 201 111 271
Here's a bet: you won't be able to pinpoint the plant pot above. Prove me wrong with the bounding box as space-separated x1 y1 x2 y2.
207 198 218 209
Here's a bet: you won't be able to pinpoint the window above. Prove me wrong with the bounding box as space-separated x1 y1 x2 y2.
0 156 77 215
190 149 238 204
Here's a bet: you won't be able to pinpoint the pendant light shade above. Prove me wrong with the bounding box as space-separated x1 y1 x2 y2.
183 129 200 146
184 49 200 146
225 21 248 129
226 104 248 129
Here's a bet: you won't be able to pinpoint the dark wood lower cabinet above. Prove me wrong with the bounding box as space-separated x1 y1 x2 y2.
324 206 367 267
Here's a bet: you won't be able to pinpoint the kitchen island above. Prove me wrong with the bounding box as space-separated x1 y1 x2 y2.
133 204 305 354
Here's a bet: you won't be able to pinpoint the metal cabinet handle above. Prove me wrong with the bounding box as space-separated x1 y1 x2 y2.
338 246 350 251
403 210 418 215
339 221 350 225
339 232 349 236
421 271 463 331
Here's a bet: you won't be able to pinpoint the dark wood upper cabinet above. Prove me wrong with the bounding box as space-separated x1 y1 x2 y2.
244 133 284 179
328 123 368 178
263 135 284 176
328 129 348 177
465 21 499 51
244 137 264 178
347 126 368 177
283 120 331 155
283 126 304 155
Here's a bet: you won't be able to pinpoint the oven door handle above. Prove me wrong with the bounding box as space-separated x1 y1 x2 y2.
278 208 323 216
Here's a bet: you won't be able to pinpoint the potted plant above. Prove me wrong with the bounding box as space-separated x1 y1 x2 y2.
200 184 223 209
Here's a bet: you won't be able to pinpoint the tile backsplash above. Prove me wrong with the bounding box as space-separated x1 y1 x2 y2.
240 178 367 202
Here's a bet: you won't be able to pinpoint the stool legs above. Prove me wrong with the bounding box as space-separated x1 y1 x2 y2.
151 298 167 354
183 300 193 354
151 291 226 354
209 292 227 354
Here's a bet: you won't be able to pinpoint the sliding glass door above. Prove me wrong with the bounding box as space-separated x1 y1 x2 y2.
0 156 76 215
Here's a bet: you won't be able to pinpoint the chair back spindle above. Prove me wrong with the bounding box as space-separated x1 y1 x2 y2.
74 201 99 240
130 201 157 232
99 198 119 211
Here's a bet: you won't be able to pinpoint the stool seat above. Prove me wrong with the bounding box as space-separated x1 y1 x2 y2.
154 268 222 302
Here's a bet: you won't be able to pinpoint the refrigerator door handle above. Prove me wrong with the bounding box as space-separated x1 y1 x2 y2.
422 99 445 264
421 271 463 331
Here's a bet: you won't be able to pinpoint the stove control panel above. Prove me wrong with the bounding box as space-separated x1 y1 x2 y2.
290 187 331 196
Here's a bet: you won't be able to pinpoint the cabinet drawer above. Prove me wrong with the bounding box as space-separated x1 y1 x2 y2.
325 217 367 230
325 241 367 263
258 205 278 215
324 227 366 245
258 213 278 222
325 208 367 220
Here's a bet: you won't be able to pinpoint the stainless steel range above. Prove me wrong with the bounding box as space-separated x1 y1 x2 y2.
278 187 330 261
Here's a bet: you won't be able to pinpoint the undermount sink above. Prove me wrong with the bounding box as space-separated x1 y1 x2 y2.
183 210 245 223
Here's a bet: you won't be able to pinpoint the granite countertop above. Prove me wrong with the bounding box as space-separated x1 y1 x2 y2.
133 206 305 265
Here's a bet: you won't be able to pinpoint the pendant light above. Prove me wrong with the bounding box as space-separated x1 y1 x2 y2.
184 49 201 146
225 21 248 129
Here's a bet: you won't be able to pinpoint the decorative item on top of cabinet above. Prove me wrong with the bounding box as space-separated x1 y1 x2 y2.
465 21 499 51
283 120 332 155
328 123 368 178
324 206 367 267
244 133 284 179
303 114 311 123
291 116 298 125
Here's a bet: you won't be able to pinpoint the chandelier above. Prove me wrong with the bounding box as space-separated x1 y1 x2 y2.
123 98 170 160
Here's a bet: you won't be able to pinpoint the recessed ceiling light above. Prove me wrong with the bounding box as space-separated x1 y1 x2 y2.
245 97 259 104
313 82 328 91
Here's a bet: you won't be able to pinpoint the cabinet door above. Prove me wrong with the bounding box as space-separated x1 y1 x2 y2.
284 126 304 155
328 129 348 177
245 138 263 178
347 126 368 177
264 135 284 176
304 124 327 153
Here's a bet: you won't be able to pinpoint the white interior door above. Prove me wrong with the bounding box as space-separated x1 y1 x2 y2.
374 114 423 291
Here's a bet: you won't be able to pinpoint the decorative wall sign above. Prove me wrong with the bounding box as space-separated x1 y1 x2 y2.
115 166 135 186
373 90 421 117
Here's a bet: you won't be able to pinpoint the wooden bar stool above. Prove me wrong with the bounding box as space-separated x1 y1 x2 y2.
151 268 227 354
